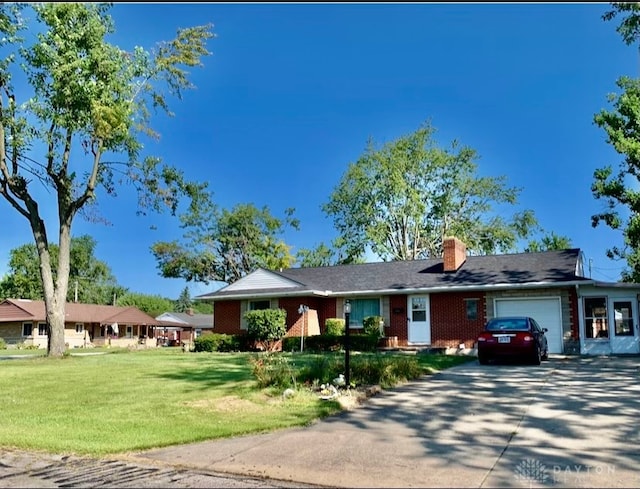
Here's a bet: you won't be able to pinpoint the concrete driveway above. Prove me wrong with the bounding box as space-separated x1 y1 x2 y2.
134 356 640 488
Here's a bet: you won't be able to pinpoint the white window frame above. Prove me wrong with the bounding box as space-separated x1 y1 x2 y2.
75 323 84 334
37 322 47 336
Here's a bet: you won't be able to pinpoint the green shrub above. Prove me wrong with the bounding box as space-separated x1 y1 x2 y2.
349 334 379 352
297 355 342 385
0 337 6 350
363 316 384 338
245 309 287 351
249 352 297 388
325 318 345 336
350 354 423 388
194 333 243 352
282 336 300 352
305 334 343 352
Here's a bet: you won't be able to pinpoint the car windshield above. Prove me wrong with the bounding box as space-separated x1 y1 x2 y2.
486 318 529 331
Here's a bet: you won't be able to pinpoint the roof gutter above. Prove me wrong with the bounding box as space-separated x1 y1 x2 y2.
200 280 596 301
199 289 332 301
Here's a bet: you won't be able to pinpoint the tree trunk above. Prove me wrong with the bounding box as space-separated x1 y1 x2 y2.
46 298 66 357
30 212 72 358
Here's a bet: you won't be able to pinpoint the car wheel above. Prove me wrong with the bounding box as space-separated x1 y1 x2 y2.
478 353 490 365
531 346 541 365
541 349 549 361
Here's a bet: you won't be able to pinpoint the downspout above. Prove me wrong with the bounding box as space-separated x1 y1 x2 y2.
575 284 583 355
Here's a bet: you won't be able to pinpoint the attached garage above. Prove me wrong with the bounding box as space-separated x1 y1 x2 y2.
495 297 563 354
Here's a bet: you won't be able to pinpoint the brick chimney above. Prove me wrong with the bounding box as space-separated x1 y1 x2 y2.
186 308 194 316
443 237 467 272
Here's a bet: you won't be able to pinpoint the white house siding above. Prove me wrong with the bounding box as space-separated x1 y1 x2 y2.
223 269 300 292
577 284 640 355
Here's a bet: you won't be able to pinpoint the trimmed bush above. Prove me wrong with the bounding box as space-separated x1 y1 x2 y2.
363 316 384 338
0 337 5 350
194 333 243 352
245 308 287 351
325 318 345 336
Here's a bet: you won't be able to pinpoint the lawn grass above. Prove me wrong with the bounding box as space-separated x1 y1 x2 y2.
0 348 474 456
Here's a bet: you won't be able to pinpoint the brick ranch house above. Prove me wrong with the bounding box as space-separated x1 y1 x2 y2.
155 309 214 346
0 299 170 349
198 237 640 356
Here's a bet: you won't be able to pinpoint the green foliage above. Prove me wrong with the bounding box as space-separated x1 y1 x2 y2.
362 316 384 339
191 301 213 314
525 232 573 253
305 334 344 352
244 308 287 351
324 318 345 336
194 333 242 352
592 6 640 281
0 236 127 303
322 121 538 261
297 355 343 385
296 237 365 267
282 336 301 352
152 203 300 285
303 333 379 353
349 354 424 388
294 353 427 389
602 2 640 46
0 3 214 356
0 337 6 350
249 352 297 388
116 292 174 317
174 287 193 313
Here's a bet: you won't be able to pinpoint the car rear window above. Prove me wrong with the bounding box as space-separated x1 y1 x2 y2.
486 318 529 331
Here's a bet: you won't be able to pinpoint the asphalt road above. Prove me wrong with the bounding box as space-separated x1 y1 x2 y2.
2 355 639 488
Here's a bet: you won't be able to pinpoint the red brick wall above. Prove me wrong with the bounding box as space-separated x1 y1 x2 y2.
279 297 309 337
388 295 409 344
319 299 337 333
443 237 467 272
213 297 338 337
430 292 486 349
213 300 241 334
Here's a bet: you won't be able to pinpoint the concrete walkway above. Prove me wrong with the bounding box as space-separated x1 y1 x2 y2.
133 356 640 488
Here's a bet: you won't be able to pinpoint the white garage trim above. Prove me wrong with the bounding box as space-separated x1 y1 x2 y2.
494 297 563 354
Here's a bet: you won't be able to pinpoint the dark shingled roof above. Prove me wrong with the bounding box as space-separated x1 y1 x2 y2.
204 248 591 300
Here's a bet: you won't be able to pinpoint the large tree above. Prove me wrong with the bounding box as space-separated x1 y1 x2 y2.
592 2 640 282
525 232 573 253
0 235 126 304
322 121 538 262
0 4 214 356
116 291 174 318
152 203 299 284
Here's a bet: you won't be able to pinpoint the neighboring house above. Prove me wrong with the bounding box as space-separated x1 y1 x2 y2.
155 309 214 345
197 237 640 356
0 298 165 349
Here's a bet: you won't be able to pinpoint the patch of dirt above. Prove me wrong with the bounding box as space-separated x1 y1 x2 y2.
184 396 260 413
335 385 382 410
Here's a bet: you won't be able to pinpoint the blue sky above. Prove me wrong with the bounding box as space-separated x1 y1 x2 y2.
0 3 636 301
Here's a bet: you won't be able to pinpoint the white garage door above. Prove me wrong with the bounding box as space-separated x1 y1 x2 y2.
495 298 563 354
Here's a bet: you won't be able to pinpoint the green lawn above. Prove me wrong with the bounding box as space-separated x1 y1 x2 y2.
0 348 473 456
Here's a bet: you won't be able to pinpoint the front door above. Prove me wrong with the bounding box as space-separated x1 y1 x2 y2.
611 299 640 354
408 295 431 344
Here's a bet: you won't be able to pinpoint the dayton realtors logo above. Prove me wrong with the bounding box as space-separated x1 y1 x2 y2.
514 458 550 485
514 458 616 486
